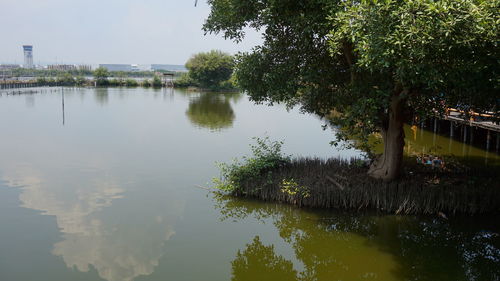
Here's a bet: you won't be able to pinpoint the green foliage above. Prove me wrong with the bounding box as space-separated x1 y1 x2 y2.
204 0 499 178
173 72 197 88
152 75 162 88
36 77 47 85
108 78 122 87
36 74 88 87
75 76 86 86
280 178 310 198
185 50 235 90
125 78 139 87
142 79 151 87
213 137 290 193
329 0 499 124
7 67 92 78
93 67 110 86
56 72 75 86
205 0 498 122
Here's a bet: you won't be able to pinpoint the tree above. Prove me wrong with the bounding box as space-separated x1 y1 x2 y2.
185 50 235 89
152 75 162 88
93 67 109 86
204 0 499 181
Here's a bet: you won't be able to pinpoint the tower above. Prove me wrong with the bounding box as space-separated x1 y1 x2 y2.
23 45 33 69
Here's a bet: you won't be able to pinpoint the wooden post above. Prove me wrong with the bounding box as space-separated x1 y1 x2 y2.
463 125 467 143
450 121 454 137
470 127 474 144
434 118 438 133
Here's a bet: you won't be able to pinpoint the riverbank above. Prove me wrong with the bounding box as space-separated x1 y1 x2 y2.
222 157 499 215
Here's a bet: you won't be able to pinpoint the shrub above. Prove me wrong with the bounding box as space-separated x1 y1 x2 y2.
108 78 121 87
173 72 196 88
125 78 139 87
152 75 162 88
213 137 290 194
75 76 87 86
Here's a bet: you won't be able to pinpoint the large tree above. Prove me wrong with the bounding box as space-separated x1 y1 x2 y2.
185 50 235 89
203 0 499 181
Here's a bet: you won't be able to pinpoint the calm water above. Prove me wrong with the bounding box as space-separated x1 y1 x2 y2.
0 87 498 281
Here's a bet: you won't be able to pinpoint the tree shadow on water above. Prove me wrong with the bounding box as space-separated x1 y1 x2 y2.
214 195 500 281
185 92 240 131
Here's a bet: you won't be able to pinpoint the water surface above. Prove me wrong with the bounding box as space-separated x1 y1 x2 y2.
0 87 498 281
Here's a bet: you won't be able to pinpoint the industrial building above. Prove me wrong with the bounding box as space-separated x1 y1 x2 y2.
99 64 132 72
151 64 187 72
0 64 21 70
47 64 77 71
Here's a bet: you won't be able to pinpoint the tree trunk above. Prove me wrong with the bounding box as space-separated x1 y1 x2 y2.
368 93 406 181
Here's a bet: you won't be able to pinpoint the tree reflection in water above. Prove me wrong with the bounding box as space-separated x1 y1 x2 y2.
94 88 109 105
186 92 240 131
232 236 298 281
214 195 500 281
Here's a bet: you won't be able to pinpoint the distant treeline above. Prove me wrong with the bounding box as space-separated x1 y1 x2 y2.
35 75 164 88
2 68 185 78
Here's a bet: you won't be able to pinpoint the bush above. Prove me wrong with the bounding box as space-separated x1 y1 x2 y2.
125 78 139 87
93 67 109 86
108 78 121 87
173 72 196 88
185 50 235 90
36 77 47 85
152 75 162 88
213 137 290 193
142 79 151 87
56 73 76 86
75 76 87 86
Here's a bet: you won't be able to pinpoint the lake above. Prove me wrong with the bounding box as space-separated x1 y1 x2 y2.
0 87 498 281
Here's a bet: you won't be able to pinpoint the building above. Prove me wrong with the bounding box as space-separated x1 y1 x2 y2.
0 64 21 70
99 64 132 72
78 65 92 71
151 64 187 72
47 64 77 71
23 45 33 69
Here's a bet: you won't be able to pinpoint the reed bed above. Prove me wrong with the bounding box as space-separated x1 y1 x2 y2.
231 158 500 215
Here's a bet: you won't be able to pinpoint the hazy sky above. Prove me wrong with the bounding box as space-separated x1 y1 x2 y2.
0 0 261 65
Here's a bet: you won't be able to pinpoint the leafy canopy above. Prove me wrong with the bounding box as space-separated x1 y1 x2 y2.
93 67 110 86
204 0 499 148
185 50 235 89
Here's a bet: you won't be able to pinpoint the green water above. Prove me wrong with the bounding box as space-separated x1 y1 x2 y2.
0 87 498 281
371 124 500 166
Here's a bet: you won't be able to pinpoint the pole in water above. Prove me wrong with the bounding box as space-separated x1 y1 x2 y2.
450 121 454 137
486 130 491 151
61 89 65 126
496 132 500 153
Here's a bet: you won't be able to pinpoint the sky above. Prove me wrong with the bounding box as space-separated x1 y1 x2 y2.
0 0 262 65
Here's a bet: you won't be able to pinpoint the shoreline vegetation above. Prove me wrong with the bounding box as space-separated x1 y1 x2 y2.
2 50 238 92
213 138 500 216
